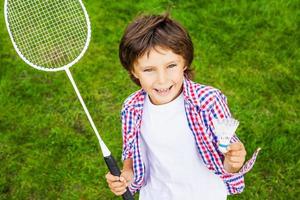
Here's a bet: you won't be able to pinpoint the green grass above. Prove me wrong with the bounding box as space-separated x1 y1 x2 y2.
0 0 299 199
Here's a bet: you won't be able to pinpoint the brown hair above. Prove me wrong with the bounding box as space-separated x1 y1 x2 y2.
119 14 194 86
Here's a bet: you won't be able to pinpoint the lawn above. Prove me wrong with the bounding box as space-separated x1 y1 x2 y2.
0 0 299 199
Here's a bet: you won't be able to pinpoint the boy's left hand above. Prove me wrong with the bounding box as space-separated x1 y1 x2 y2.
223 142 246 173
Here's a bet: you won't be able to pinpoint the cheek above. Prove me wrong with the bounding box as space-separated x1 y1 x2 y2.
138 74 154 88
170 68 185 81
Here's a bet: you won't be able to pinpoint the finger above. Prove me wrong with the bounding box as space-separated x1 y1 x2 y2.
120 173 129 181
110 180 127 188
228 142 244 151
114 189 127 196
111 184 127 193
226 149 246 157
229 162 243 169
110 183 127 195
119 176 126 183
227 156 245 163
227 142 242 151
120 175 132 185
106 173 120 182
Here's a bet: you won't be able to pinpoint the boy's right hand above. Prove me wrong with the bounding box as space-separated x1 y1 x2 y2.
105 169 133 196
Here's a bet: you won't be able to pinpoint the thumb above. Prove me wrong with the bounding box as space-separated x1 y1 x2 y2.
226 145 231 152
121 170 131 179
119 176 125 182
223 148 231 157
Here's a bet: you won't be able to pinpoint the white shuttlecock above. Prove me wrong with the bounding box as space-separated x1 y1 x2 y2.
212 118 239 153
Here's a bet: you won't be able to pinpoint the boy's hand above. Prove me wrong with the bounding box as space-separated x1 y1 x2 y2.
105 169 133 196
223 142 246 173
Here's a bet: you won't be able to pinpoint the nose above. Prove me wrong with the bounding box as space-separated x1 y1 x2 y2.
157 69 168 85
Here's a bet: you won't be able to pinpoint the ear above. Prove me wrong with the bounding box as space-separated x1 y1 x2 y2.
183 66 188 71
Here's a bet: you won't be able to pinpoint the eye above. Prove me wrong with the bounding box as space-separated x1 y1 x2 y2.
168 64 177 68
143 68 153 72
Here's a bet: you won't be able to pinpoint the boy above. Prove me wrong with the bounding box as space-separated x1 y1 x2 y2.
106 14 260 199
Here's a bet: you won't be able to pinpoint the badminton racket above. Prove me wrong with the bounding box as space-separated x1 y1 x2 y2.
4 0 133 199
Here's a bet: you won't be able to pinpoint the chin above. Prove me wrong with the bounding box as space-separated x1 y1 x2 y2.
154 95 176 105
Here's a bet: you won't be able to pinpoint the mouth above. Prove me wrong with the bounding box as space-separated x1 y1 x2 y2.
154 85 173 95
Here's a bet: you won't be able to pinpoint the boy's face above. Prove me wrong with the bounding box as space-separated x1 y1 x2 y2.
132 46 186 105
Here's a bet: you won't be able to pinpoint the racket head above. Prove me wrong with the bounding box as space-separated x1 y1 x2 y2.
4 0 91 72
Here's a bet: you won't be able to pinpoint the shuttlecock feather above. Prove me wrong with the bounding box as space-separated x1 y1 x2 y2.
212 118 239 153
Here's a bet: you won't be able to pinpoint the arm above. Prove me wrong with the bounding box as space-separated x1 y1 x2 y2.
122 158 134 184
208 89 260 194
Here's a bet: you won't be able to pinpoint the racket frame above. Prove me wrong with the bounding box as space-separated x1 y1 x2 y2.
4 0 91 72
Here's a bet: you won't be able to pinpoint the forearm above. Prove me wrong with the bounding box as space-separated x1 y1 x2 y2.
121 158 134 186
123 158 133 172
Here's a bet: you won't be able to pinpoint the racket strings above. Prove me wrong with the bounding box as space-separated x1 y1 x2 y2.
7 0 88 68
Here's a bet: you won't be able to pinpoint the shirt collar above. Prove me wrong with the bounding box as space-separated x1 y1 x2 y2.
183 77 199 107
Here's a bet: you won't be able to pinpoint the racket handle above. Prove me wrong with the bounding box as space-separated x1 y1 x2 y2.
104 155 134 200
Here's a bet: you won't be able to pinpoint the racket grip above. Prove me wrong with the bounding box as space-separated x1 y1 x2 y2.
104 155 134 200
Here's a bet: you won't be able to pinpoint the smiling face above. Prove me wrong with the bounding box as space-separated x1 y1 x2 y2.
132 46 187 105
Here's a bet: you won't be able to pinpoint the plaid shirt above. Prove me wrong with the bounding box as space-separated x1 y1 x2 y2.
121 78 260 195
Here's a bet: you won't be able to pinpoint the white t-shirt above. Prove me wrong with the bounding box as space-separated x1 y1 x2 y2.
139 92 227 200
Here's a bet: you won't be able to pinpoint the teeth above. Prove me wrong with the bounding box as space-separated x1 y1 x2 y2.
156 86 172 93
158 88 169 92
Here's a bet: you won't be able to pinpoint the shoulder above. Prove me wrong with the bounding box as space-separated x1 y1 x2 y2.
121 89 146 113
185 79 227 111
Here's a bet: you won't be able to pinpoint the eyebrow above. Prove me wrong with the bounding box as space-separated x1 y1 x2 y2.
140 60 179 69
